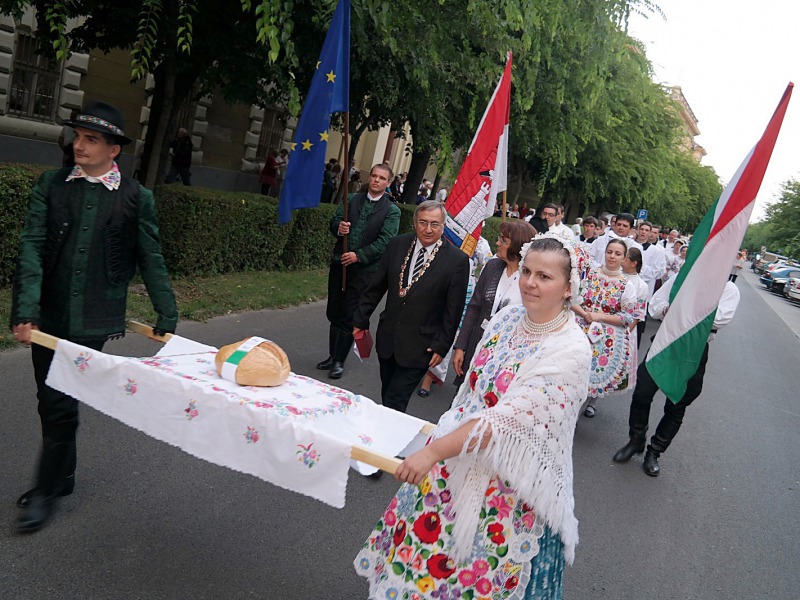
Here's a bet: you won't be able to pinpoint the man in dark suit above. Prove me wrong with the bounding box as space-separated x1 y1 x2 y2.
353 200 470 413
317 163 400 379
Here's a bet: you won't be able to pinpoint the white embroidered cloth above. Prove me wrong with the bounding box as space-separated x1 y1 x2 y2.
45 335 426 508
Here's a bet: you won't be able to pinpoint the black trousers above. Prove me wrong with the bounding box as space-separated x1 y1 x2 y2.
729 273 738 283
628 343 710 454
30 339 105 487
326 263 373 362
379 355 427 414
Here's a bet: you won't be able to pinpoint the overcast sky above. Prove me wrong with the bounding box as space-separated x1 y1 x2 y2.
627 0 800 222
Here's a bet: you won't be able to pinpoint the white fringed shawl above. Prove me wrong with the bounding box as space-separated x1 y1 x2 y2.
435 309 591 564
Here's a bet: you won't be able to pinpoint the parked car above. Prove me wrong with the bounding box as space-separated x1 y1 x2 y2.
753 252 789 274
760 267 800 294
785 277 800 303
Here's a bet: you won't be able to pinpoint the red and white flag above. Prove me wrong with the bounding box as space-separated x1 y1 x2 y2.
444 52 512 256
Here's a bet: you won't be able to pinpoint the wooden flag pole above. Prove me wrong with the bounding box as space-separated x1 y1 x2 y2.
29 322 436 476
341 112 350 291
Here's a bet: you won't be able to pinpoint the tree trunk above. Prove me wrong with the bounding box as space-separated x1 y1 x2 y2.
400 146 432 205
140 60 199 188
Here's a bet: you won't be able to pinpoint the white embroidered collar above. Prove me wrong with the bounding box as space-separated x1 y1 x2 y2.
66 162 121 191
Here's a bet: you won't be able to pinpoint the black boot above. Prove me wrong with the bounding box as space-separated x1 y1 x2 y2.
643 448 661 477
18 440 76 507
329 361 344 379
317 327 339 370
613 438 646 463
17 474 74 508
15 441 71 533
328 327 352 380
643 416 682 477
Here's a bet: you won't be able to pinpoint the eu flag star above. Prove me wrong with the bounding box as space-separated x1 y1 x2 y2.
290 142 297 152
319 130 330 142
301 139 314 151
326 71 336 83
316 60 321 70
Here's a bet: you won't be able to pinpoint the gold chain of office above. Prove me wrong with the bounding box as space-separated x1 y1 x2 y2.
398 238 443 297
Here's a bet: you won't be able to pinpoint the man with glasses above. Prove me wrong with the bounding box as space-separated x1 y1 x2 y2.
539 202 574 239
353 200 469 413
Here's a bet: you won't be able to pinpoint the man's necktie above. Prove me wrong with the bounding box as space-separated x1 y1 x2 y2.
412 247 426 283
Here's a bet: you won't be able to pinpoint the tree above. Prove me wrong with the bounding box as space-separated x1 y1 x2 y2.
744 178 800 256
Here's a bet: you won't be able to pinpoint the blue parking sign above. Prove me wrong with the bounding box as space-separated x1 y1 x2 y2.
636 209 648 220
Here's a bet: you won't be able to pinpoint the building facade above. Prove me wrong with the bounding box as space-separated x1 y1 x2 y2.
0 9 425 194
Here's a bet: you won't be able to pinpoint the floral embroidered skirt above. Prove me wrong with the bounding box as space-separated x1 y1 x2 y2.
582 321 630 398
354 461 566 599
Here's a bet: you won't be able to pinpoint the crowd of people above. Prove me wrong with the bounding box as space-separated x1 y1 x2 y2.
9 103 742 599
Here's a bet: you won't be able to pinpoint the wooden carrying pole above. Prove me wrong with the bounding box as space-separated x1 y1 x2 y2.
341 111 350 291
29 322 435 476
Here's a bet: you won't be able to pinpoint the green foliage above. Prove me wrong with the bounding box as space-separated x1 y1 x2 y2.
744 179 800 258
2 0 717 231
0 163 49 286
0 163 348 282
279 204 339 270
154 185 293 274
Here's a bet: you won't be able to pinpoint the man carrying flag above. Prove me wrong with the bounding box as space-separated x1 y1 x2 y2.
278 0 349 224
612 273 739 475
612 83 792 477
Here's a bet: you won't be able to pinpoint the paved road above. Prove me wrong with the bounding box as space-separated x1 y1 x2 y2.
1 273 798 599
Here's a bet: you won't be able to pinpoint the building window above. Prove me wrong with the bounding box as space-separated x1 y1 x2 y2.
8 31 62 121
256 107 286 161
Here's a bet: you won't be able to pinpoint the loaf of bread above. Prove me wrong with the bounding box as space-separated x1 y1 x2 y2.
215 338 291 387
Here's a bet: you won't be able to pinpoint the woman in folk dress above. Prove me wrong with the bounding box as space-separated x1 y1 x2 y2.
572 238 642 417
355 233 591 600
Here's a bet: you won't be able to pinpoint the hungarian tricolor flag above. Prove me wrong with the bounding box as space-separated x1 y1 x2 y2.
646 83 793 402
444 52 512 257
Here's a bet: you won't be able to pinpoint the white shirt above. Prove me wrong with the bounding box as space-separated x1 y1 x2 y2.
406 239 437 286
490 267 522 316
639 242 667 299
591 230 643 267
649 278 740 340
549 222 575 240
436 188 448 202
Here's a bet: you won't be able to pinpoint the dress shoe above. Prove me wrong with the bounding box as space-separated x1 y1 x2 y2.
17 475 75 508
583 405 596 418
643 449 661 477
329 361 344 379
14 492 54 533
612 440 645 463
316 357 334 370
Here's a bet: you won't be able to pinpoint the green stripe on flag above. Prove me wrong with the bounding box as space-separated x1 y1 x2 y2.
646 311 715 402
225 350 248 366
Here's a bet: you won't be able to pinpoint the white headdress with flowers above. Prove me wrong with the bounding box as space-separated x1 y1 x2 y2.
520 229 592 305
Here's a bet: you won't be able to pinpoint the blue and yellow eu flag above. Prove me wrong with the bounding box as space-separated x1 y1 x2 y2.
278 0 350 224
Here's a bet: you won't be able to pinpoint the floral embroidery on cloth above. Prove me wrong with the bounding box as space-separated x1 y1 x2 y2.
355 306 585 599
122 379 138 395
73 352 92 373
296 443 321 468
244 426 260 444
576 267 641 397
184 400 199 420
66 162 121 191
